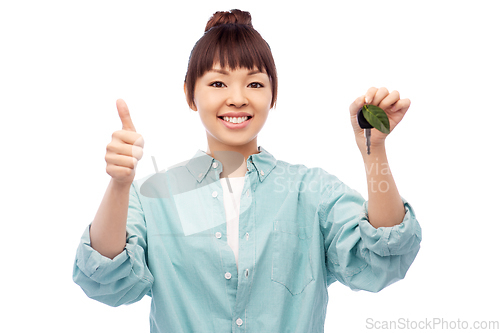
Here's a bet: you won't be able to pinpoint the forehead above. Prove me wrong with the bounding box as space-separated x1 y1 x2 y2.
207 62 266 75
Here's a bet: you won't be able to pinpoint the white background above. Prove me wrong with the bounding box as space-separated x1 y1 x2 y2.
2 0 499 332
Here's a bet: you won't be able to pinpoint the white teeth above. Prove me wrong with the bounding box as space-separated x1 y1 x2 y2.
222 116 249 124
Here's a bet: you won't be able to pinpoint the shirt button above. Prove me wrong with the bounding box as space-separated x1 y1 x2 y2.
236 318 243 326
260 170 264 176
215 232 222 239
225 272 232 280
212 162 218 168
212 191 218 197
246 189 250 197
245 232 249 240
198 173 203 178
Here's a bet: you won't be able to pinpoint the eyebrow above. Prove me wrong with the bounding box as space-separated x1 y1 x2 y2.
209 69 264 75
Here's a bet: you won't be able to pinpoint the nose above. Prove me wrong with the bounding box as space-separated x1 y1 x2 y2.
226 86 248 107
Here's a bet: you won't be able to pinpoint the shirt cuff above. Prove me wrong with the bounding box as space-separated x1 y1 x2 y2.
75 224 134 284
358 197 422 257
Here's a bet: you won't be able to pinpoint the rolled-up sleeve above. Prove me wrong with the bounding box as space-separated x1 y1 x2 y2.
319 181 422 293
72 181 154 307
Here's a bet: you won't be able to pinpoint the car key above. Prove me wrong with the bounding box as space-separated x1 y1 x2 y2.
357 107 373 155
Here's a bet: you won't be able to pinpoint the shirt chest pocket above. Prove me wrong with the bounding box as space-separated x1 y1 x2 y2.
271 220 314 296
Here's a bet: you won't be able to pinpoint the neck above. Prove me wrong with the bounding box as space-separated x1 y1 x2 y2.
205 138 260 178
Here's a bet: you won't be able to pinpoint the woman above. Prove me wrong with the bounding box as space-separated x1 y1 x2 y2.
73 9 422 332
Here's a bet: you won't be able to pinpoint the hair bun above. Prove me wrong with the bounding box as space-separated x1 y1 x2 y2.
205 9 252 32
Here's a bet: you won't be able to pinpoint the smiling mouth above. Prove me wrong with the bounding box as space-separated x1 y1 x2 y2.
217 116 253 123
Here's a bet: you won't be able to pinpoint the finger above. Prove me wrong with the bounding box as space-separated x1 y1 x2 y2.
389 98 411 112
108 141 144 164
372 87 389 106
364 87 379 104
107 154 138 169
112 130 145 147
349 95 366 116
116 99 136 132
379 90 401 110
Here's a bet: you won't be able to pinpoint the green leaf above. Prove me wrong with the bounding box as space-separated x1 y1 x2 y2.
361 105 391 134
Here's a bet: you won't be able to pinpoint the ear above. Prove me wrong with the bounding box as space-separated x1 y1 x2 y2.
184 82 197 111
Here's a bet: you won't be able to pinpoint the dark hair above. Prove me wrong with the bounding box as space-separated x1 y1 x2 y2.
184 9 278 109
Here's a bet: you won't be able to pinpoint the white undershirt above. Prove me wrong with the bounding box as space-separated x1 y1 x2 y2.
220 176 245 270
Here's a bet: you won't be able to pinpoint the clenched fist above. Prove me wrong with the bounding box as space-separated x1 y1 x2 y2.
105 99 145 185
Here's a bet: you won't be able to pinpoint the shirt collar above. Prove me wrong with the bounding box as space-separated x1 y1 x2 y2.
185 146 277 183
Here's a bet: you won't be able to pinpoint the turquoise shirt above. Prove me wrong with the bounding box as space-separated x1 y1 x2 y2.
73 146 422 333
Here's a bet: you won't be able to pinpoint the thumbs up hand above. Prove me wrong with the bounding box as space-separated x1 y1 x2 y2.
105 99 145 185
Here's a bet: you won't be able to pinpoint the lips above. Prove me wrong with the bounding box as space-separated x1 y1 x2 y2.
217 115 252 120
218 116 252 129
218 113 253 118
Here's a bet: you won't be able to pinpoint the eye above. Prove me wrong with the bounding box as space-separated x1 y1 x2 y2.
248 82 264 88
210 81 226 88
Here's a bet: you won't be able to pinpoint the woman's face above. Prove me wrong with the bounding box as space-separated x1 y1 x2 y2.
188 62 272 151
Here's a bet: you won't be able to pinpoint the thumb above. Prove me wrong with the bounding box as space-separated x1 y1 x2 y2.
116 98 136 132
349 95 366 117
